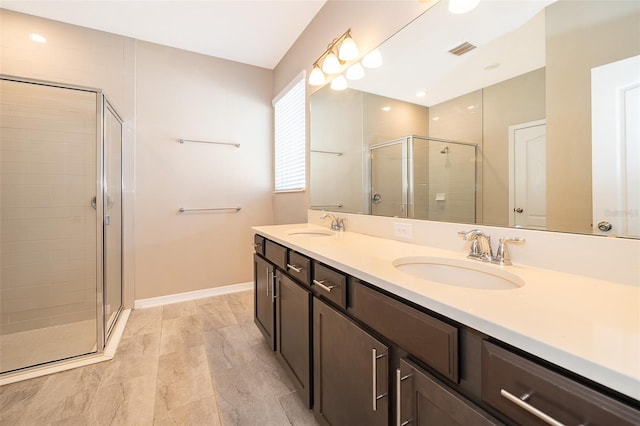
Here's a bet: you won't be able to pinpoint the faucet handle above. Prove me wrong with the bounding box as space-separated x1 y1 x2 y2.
493 237 526 266
458 229 483 240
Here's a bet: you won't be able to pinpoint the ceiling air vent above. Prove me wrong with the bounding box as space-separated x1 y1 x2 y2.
448 41 477 56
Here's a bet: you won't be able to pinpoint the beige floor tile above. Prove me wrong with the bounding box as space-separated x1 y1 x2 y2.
162 301 199 320
121 306 163 338
154 346 214 414
1 291 319 426
153 396 221 426
198 298 239 330
159 314 204 354
94 374 157 426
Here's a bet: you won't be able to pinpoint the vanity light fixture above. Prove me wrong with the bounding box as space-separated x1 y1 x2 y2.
309 29 360 86
30 33 47 43
346 63 365 80
448 0 481 14
330 75 348 91
381 106 391 112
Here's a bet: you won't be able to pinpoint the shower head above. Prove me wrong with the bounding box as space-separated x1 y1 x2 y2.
440 146 449 154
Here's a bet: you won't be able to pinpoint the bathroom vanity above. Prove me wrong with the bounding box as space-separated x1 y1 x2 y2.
253 224 639 426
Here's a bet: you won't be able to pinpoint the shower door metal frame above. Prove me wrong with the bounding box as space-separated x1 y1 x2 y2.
0 74 124 366
368 137 410 218
100 95 124 344
367 134 478 220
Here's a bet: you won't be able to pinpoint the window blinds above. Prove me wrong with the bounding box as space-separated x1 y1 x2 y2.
273 74 306 192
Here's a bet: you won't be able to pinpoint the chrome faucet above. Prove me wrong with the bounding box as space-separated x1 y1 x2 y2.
458 229 493 262
493 237 526 266
459 230 525 265
320 212 345 232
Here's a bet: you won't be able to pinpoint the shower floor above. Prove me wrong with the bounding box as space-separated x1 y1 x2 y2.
0 320 97 373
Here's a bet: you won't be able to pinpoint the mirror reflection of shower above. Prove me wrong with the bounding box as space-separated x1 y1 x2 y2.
368 136 476 222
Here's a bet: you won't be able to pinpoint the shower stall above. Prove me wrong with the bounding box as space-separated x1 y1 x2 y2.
0 76 123 374
369 135 477 222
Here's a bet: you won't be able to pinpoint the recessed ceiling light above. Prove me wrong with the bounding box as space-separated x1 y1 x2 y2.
416 91 426 97
381 106 391 112
484 62 500 70
30 33 47 43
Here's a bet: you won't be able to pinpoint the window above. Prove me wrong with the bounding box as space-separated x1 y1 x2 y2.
273 72 306 192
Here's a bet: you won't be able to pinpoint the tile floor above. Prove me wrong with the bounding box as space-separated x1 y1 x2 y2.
0 290 319 425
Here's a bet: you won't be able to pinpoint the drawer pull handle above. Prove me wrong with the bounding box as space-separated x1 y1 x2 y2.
501 389 565 426
372 348 387 411
396 368 413 426
272 273 278 301
287 264 303 273
266 268 271 297
313 279 336 293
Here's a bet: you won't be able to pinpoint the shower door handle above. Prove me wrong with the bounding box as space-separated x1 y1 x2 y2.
91 196 97 209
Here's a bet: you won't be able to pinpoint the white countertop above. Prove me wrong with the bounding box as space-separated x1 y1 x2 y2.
253 223 640 401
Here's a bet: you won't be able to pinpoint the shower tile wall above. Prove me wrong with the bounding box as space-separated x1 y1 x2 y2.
0 80 98 340
0 8 136 310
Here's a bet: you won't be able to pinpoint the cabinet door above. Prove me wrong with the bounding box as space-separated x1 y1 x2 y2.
277 274 312 407
397 358 501 426
254 254 275 350
314 297 388 426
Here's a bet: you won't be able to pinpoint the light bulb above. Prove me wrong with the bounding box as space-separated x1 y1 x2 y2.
362 49 383 69
338 36 359 61
346 63 365 80
309 65 326 86
330 75 348 91
448 0 481 14
322 52 341 75
30 33 47 43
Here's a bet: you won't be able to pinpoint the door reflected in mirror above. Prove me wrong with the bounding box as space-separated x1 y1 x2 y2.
309 0 640 238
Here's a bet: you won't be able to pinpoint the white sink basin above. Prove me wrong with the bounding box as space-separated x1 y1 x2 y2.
287 229 334 237
393 256 524 290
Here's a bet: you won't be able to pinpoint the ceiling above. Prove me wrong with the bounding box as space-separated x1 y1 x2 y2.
349 0 553 107
0 0 327 69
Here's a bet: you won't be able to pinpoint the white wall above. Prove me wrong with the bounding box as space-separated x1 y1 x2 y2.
134 41 274 299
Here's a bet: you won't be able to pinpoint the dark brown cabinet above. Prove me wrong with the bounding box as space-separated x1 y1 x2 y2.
253 234 640 426
351 280 459 383
254 254 275 350
276 273 312 407
313 297 389 426
482 341 640 426
397 358 502 426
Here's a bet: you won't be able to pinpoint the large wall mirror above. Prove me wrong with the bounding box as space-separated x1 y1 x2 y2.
310 0 640 238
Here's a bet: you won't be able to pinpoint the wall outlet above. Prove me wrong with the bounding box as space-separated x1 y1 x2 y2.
394 222 412 238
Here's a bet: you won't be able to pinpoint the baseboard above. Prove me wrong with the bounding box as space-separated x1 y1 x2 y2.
134 281 253 309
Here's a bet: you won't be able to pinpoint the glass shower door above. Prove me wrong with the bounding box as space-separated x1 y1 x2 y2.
103 99 123 338
0 79 98 372
370 140 407 217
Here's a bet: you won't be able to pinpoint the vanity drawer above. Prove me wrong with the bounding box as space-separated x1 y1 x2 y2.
351 280 459 383
253 234 265 256
312 262 347 309
481 341 640 426
265 240 287 269
286 251 311 288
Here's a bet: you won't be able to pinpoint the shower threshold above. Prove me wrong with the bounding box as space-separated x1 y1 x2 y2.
0 309 130 386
